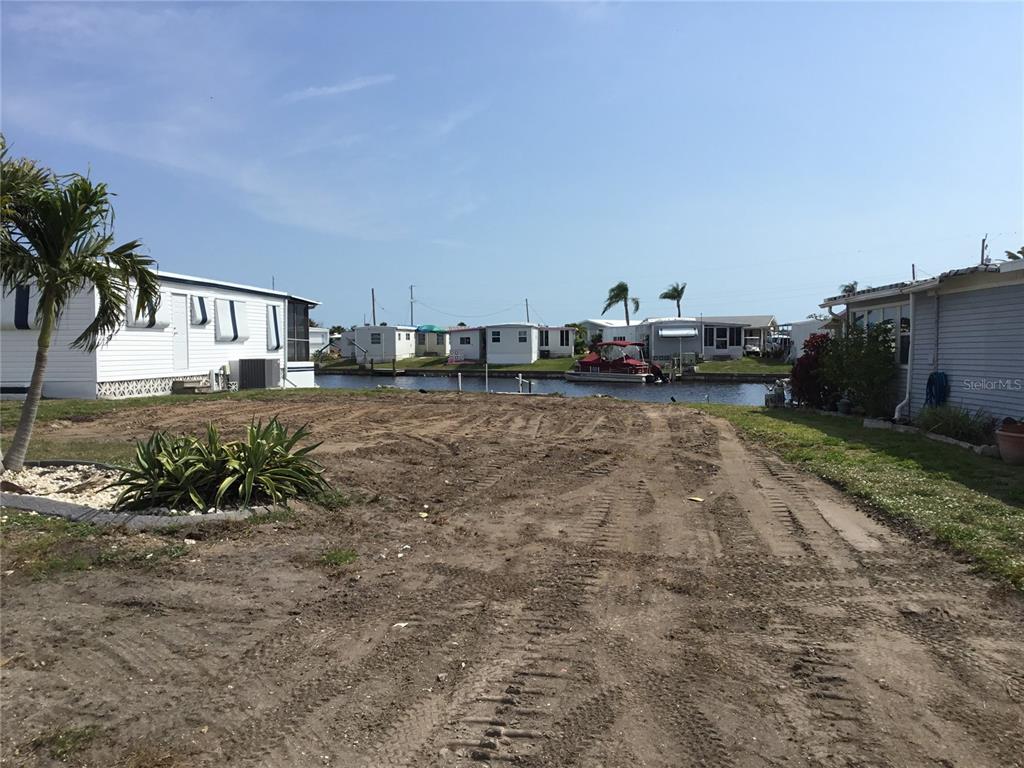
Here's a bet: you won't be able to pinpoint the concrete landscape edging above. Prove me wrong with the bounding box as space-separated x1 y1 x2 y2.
861 418 1000 458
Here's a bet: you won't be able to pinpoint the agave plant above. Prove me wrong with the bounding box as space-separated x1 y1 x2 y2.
110 418 328 512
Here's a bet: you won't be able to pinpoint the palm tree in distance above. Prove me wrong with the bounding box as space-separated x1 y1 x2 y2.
602 281 640 326
1 150 159 471
659 282 687 317
838 281 859 295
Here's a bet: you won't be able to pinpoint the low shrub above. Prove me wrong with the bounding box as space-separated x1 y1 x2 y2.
110 418 328 511
790 333 832 408
915 405 996 446
822 323 898 417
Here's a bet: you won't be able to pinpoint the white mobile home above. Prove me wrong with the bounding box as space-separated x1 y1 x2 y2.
538 326 575 358
308 327 330 356
351 325 416 364
699 319 748 360
579 319 641 344
820 260 1024 421
415 327 450 357
485 324 539 365
334 330 357 358
0 271 318 399
642 317 702 365
448 327 483 362
700 315 778 356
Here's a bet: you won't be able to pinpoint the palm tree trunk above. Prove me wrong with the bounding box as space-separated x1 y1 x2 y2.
676 300 681 318
624 300 630 326
4 295 55 472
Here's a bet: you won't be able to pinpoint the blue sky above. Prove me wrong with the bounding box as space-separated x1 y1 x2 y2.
3 1 1021 327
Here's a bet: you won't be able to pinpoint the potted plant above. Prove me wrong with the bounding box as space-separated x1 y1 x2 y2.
995 418 1024 465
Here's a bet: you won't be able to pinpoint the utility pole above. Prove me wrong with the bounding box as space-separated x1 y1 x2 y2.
980 234 989 265
371 288 377 326
525 298 530 323
912 263 916 280
409 285 415 326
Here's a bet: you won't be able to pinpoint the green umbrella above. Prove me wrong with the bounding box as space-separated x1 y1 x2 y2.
416 324 447 333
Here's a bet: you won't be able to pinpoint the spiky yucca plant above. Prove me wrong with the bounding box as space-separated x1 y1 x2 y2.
110 418 328 512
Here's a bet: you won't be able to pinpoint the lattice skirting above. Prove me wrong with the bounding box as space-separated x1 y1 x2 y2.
97 375 208 400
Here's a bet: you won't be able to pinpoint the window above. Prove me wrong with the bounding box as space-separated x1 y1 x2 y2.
286 300 310 362
865 309 877 328
518 330 528 343
704 327 715 347
559 329 571 347
715 327 728 350
460 336 471 345
190 295 211 326
266 305 282 351
214 299 250 342
126 288 170 329
728 327 742 346
436 333 445 344
613 335 626 341
406 333 411 340
416 333 426 344
899 305 911 364
539 329 549 346
491 330 501 343
370 332 382 344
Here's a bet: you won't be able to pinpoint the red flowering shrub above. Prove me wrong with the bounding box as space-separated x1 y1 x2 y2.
790 333 833 408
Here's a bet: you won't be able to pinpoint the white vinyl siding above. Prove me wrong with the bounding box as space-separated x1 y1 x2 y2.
97 286 284 383
907 283 1024 421
0 287 98 398
485 325 539 365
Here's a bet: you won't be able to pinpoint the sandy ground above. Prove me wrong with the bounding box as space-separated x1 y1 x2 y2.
2 392 1022 767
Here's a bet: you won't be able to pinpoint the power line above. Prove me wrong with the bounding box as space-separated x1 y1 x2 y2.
414 298 525 319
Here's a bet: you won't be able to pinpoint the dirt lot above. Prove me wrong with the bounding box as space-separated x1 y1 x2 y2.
2 392 1022 767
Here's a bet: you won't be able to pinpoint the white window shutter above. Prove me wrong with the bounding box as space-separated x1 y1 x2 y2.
266 305 282 350
1 285 40 330
190 295 211 325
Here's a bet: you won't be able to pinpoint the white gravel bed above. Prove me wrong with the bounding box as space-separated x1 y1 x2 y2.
1 464 244 517
2 464 123 508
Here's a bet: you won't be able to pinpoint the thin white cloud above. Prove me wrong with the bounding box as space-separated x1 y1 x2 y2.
282 75 396 104
429 103 486 139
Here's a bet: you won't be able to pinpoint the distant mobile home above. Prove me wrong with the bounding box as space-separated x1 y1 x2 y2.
0 271 318 399
415 327 450 357
820 260 1024 421
449 327 484 362
485 324 540 365
351 325 417 364
308 327 330 354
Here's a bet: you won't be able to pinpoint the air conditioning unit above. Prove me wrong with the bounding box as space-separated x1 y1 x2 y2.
539 349 551 359
233 358 282 390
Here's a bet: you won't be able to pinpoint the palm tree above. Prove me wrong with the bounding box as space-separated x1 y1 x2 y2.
601 281 639 326
658 282 687 317
838 281 858 295
1 171 158 471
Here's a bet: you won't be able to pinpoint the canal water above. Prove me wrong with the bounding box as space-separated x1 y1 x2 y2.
316 373 768 405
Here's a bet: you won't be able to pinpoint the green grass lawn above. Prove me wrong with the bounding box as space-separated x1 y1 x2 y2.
695 356 793 374
320 355 578 373
700 404 1024 589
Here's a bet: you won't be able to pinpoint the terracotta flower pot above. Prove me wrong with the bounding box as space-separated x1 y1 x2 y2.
994 428 1024 466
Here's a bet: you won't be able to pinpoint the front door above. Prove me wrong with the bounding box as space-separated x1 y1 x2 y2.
171 293 189 371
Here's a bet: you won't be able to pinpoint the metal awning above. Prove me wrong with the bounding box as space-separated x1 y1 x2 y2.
657 327 699 338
